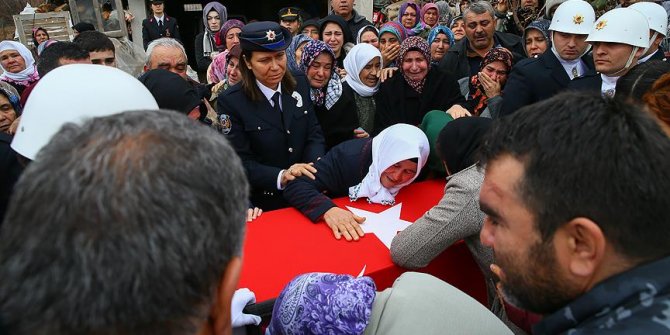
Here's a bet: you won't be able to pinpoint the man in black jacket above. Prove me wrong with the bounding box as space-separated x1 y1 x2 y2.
141 0 182 50
331 0 373 39
438 1 525 82
500 0 595 117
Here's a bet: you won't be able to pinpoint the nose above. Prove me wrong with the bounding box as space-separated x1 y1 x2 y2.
232 36 239 45
480 217 495 247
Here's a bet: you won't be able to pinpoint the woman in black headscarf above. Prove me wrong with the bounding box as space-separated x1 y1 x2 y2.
318 15 353 70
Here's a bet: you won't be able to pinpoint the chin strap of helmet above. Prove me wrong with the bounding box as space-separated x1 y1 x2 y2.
606 46 640 77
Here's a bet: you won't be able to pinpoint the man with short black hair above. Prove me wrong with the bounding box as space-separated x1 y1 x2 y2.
479 91 670 333
73 30 117 67
20 42 91 104
438 1 525 81
0 109 248 335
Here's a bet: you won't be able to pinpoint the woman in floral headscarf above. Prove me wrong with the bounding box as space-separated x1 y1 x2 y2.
300 40 363 149
207 44 242 99
452 47 513 118
397 1 430 38
378 21 406 68
0 41 40 96
374 36 464 133
0 82 22 135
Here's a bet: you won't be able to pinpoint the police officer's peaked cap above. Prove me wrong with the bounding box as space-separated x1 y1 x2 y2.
240 21 292 52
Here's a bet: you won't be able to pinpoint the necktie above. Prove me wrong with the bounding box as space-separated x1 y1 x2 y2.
571 66 579 79
272 92 286 129
158 20 164 33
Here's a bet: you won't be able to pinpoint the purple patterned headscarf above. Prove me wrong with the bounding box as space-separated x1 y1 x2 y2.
267 272 376 335
398 1 428 36
398 36 432 93
217 19 245 51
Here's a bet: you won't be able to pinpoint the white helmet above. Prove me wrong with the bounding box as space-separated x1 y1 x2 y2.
548 0 596 35
629 2 668 37
586 8 650 48
11 64 158 160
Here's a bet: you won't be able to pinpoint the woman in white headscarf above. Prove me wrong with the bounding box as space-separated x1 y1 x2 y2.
284 123 429 241
0 41 39 96
344 43 383 136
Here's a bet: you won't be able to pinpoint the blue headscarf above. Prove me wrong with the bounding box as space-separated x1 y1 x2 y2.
427 25 455 46
286 33 312 73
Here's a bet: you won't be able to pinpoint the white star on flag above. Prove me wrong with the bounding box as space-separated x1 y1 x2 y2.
346 204 412 249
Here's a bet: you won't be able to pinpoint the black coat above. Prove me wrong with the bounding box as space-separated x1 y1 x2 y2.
374 67 465 134
314 82 360 150
567 73 601 93
437 31 526 81
284 137 372 222
142 15 182 49
194 31 215 72
217 73 326 210
0 133 24 223
500 51 596 117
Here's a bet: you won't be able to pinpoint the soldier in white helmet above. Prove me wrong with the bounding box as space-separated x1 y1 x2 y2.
501 0 596 117
629 1 668 63
569 7 650 97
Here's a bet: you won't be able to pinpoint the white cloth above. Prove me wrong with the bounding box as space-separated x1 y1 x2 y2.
343 43 382 97
349 124 429 205
0 41 37 83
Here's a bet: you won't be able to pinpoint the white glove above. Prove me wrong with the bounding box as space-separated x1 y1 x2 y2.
231 288 262 328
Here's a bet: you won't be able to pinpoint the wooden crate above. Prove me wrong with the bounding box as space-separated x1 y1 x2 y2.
13 12 74 48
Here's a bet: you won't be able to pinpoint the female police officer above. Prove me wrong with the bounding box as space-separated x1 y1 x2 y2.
217 21 326 210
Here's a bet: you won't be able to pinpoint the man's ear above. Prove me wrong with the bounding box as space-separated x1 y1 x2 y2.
554 218 606 278
209 256 242 335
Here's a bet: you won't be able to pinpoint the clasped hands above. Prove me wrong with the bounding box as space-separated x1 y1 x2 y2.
280 162 317 188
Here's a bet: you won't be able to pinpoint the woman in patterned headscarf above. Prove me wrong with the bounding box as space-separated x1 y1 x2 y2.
397 1 430 38
0 82 22 135
457 47 513 118
378 21 406 68
300 40 364 149
421 3 440 28
374 36 464 132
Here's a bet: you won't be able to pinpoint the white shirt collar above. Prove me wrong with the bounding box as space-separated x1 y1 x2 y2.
600 74 619 97
551 47 586 80
154 15 165 22
256 80 282 105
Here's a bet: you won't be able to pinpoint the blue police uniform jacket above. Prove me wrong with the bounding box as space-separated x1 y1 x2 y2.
217 72 325 210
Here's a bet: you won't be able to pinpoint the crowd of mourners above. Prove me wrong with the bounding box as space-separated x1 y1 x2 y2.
1 0 670 334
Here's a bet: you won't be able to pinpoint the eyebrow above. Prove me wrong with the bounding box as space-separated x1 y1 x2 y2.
479 201 502 220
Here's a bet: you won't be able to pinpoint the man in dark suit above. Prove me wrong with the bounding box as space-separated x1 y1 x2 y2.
438 1 526 82
630 2 668 63
141 0 182 50
501 0 595 117
569 8 649 97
